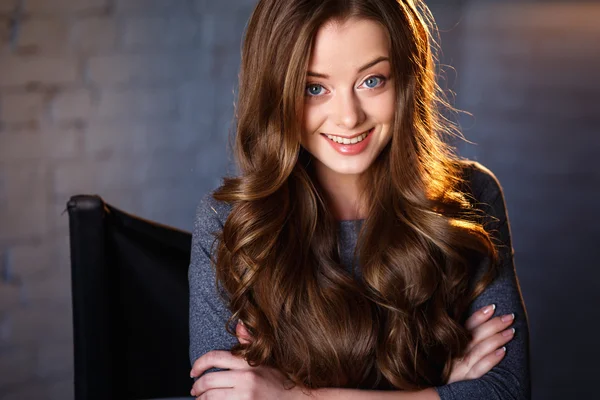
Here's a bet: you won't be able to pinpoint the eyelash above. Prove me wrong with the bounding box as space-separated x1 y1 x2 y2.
305 75 388 98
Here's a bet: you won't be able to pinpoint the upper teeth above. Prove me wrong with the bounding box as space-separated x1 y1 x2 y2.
326 130 370 144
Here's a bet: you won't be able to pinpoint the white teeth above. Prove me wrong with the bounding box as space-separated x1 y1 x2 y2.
326 129 371 144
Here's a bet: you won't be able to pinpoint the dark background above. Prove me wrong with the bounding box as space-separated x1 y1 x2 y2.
0 0 598 398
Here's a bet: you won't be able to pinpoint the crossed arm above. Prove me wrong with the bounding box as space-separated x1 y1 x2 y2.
189 304 518 399
188 163 531 400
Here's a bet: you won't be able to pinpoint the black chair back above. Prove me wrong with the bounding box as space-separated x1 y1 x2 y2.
67 195 192 400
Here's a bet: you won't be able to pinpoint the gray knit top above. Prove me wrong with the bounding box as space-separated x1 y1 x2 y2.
188 160 531 399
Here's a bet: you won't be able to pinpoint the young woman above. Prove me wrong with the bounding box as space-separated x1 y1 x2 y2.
188 0 530 399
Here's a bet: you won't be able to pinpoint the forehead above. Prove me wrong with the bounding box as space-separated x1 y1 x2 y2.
308 17 390 73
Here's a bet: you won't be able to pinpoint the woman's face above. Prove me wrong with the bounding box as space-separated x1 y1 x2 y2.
301 17 395 180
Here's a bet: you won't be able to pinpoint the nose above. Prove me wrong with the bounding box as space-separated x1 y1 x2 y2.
332 88 365 130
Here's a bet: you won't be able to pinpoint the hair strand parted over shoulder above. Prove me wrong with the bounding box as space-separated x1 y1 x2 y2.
212 0 499 390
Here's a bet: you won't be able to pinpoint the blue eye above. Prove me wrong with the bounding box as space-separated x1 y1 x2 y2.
363 76 385 89
306 84 324 97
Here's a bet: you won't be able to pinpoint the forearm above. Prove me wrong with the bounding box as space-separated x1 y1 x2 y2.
301 387 440 400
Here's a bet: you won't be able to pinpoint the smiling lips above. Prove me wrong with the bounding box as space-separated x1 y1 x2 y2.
322 127 374 155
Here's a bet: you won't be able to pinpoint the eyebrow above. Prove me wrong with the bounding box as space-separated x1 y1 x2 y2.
306 56 390 79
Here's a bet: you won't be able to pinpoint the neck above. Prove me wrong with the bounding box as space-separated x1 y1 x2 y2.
314 163 367 221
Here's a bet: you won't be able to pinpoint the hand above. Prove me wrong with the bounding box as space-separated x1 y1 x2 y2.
447 304 516 384
190 324 303 400
234 310 515 388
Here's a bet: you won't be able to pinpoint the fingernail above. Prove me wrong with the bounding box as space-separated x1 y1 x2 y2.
495 346 506 356
190 389 196 396
502 327 516 337
482 304 496 314
501 313 515 322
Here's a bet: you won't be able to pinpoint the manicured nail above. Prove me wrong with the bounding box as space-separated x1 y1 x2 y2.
501 313 515 322
495 346 506 356
502 327 516 337
191 389 196 396
483 304 496 314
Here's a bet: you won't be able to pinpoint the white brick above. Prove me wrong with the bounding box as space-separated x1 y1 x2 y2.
54 156 150 197
88 53 205 86
84 119 201 156
0 127 81 161
116 0 191 15
210 44 242 82
0 283 22 314
95 87 178 120
25 0 108 13
141 151 197 185
137 119 210 154
51 89 95 121
139 180 202 229
8 301 72 345
44 125 83 159
47 200 70 235
466 3 600 34
175 78 216 124
207 12 249 47
0 0 18 13
1 377 74 400
93 187 141 214
6 238 70 282
0 92 48 123
194 139 230 178
0 131 42 161
0 163 48 240
17 18 70 54
35 339 73 378
0 55 79 87
52 160 96 198
71 16 118 53
193 0 257 14
10 242 61 281
94 157 149 188
47 378 75 400
0 345 36 387
121 16 203 50
84 120 137 155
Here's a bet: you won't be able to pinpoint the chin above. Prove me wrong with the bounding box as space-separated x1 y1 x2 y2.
322 159 374 176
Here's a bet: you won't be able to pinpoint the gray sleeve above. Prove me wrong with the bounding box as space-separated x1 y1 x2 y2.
434 163 532 400
188 194 238 373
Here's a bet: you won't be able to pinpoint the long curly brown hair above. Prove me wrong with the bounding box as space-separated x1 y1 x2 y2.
211 0 499 391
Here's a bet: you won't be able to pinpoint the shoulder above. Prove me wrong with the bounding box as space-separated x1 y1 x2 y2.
192 190 233 250
457 159 505 205
457 159 511 241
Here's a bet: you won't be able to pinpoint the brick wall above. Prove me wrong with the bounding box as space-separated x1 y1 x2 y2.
455 3 600 399
0 0 597 399
0 1 254 398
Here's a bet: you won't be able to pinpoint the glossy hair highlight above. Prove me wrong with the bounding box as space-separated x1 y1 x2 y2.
212 0 499 390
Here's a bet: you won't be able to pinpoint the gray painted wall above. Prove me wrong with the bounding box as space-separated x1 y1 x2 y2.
0 0 598 398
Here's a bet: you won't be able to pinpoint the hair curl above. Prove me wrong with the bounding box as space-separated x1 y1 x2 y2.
212 0 499 390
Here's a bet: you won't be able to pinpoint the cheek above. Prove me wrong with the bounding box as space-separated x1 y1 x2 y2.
366 90 396 123
302 103 325 135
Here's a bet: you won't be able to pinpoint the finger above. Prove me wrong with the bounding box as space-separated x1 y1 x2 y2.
190 350 249 378
236 321 252 345
197 388 235 400
191 370 238 397
467 313 515 352
464 304 496 331
465 346 507 380
466 327 515 368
